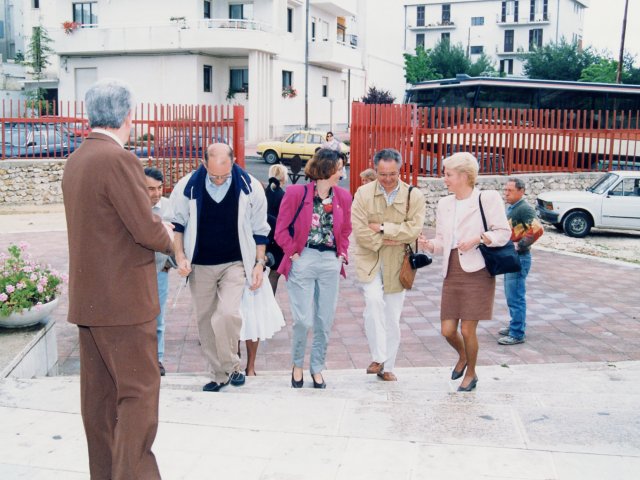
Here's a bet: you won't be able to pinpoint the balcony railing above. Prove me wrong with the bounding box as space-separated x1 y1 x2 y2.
408 20 456 30
496 15 551 25
55 18 278 55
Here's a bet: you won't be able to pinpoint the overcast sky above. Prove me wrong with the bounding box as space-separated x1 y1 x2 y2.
583 0 639 60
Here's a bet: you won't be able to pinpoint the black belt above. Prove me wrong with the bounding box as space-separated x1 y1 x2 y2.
517 250 531 255
305 243 336 252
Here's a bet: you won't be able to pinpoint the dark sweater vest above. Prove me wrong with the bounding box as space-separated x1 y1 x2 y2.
193 185 242 265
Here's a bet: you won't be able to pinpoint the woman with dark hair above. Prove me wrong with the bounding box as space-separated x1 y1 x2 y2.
322 131 342 152
275 148 352 389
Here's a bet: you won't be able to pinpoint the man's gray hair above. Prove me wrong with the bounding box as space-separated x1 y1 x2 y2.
507 177 526 191
373 148 403 168
85 79 135 129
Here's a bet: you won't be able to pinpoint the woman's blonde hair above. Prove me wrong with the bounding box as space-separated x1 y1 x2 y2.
268 164 288 184
443 152 479 187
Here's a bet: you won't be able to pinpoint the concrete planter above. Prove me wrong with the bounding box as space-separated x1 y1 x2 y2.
0 297 60 329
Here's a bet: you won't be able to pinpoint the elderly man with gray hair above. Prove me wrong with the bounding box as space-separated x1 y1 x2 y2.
351 148 425 381
63 79 174 479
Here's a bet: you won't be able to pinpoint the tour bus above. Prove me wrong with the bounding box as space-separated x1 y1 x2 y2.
403 75 640 172
404 75 640 116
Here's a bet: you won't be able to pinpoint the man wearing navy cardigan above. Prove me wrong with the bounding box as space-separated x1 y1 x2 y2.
171 143 270 392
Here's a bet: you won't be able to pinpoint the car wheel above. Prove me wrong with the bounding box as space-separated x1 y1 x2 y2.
562 211 592 238
552 222 563 232
263 150 279 165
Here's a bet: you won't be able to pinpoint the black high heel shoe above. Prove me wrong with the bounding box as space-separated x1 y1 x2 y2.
457 376 478 392
451 363 467 380
291 367 303 388
311 372 326 389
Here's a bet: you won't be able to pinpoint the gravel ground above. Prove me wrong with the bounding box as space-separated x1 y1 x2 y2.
536 224 640 265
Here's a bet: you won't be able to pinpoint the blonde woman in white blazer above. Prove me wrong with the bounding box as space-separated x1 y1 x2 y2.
420 153 511 392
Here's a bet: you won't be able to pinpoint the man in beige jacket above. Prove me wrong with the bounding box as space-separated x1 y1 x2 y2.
352 148 426 381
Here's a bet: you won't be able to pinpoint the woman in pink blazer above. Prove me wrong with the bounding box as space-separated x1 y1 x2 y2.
275 149 352 389
420 152 511 392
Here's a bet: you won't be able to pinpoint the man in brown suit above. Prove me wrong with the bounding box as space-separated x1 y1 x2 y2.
62 79 174 480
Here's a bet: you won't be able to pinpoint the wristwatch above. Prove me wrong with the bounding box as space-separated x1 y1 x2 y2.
255 258 266 266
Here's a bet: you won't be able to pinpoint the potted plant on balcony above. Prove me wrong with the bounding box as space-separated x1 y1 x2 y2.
282 86 297 99
0 243 64 329
62 21 81 34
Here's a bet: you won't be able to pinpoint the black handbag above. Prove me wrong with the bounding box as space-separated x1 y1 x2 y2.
287 184 309 237
478 194 521 276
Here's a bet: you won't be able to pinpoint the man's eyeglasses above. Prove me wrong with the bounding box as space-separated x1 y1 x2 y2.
209 173 231 181
377 172 399 178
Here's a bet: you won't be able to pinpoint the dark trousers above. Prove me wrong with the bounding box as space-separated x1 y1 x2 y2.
78 321 161 480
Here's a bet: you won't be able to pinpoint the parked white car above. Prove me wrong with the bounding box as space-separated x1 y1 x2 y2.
536 171 640 237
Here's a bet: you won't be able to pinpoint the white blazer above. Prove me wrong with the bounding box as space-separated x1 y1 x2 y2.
431 188 512 278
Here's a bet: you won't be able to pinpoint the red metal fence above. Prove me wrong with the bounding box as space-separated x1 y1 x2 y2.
1 100 244 190
350 103 640 192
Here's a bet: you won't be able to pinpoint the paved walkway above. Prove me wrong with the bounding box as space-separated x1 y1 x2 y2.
1 210 639 378
2 209 640 479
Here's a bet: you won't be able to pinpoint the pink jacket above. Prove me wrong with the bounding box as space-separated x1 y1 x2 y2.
431 188 511 277
274 182 352 279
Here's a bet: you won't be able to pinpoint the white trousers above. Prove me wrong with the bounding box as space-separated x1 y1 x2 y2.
361 269 406 373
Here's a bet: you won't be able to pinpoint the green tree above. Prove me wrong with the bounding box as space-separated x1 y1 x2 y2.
404 40 496 84
403 47 441 84
468 53 496 77
24 26 54 108
579 53 640 84
361 86 396 104
430 40 470 79
579 58 618 83
521 38 596 81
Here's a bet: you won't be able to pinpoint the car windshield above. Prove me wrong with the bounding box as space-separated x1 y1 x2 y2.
587 173 619 194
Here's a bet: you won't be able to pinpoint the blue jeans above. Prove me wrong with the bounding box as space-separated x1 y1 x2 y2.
287 248 342 374
156 271 169 362
503 252 531 340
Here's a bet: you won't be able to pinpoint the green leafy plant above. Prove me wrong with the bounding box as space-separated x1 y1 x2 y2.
0 244 64 317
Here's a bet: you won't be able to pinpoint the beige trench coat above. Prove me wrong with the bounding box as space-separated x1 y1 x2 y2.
352 180 426 293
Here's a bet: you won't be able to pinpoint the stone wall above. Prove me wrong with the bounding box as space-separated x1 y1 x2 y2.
0 160 65 205
418 172 604 226
0 160 605 224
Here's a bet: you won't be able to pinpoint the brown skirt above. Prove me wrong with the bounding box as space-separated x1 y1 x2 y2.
441 249 495 321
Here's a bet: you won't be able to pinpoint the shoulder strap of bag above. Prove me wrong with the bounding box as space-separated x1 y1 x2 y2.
478 192 489 233
289 184 308 229
405 186 417 251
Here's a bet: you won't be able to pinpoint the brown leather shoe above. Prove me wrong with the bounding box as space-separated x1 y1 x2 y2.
377 371 397 381
366 362 383 375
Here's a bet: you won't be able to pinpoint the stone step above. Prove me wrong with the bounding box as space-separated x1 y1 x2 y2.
1 362 640 479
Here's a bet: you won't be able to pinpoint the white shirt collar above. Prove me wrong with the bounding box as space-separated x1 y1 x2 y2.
92 128 125 148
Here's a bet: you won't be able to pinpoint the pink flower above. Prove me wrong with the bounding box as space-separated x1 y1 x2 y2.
16 281 26 290
23 266 33 273
39 277 48 286
37 285 44 293
5 285 15 294
311 213 320 227
30 273 38 281
19 241 29 251
0 293 7 302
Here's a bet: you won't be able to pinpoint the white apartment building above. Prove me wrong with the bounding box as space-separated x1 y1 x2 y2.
0 0 404 142
404 0 589 77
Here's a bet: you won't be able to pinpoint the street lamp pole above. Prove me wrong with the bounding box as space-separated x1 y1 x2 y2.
616 0 629 84
304 0 309 129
